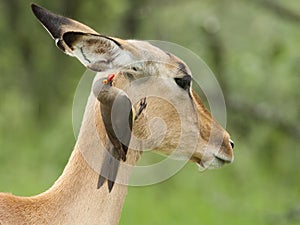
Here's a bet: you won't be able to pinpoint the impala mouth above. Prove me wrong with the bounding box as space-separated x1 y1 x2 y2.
194 153 233 171
213 153 234 164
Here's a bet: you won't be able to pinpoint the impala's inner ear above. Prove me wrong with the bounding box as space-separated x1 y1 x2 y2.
62 32 133 72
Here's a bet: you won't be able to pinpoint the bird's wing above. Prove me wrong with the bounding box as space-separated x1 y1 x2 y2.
111 91 133 156
98 90 132 192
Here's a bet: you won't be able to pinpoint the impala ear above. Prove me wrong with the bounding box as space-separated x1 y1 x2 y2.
31 4 97 54
31 3 133 72
62 32 133 71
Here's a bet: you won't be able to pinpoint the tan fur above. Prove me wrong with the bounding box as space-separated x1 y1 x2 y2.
0 92 142 225
0 4 234 225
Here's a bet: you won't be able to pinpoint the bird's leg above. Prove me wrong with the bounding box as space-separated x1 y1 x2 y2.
134 97 147 120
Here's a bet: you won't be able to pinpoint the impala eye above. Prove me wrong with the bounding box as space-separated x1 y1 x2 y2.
174 75 192 90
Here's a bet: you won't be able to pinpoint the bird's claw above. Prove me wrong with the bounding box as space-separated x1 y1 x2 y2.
135 97 147 120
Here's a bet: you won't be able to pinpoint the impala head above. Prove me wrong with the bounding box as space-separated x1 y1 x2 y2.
31 4 234 172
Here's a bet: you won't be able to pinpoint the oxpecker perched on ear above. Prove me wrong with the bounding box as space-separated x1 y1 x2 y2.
93 74 146 192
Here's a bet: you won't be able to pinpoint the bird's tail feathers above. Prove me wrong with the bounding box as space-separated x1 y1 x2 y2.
97 150 121 192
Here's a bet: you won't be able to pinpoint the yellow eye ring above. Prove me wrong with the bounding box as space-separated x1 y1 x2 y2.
102 79 108 84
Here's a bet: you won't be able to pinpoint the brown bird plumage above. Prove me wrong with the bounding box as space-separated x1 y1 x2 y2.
94 74 133 192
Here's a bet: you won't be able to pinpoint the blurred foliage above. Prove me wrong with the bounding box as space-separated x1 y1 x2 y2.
0 0 299 224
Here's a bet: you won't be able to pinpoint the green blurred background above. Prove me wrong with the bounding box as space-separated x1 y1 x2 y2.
0 0 299 224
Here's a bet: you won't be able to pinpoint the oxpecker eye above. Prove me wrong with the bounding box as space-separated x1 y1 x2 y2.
174 75 192 90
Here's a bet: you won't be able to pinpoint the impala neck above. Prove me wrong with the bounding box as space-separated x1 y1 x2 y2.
0 93 141 225
39 152 127 224
37 94 140 224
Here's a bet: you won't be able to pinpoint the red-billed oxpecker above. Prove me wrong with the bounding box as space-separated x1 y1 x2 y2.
93 74 146 192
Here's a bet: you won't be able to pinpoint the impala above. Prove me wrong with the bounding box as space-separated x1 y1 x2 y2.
0 4 234 225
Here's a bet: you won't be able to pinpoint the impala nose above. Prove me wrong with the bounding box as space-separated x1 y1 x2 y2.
229 139 235 149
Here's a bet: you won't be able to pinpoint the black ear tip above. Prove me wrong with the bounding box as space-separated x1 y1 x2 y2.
31 3 40 14
30 3 37 9
31 3 46 19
